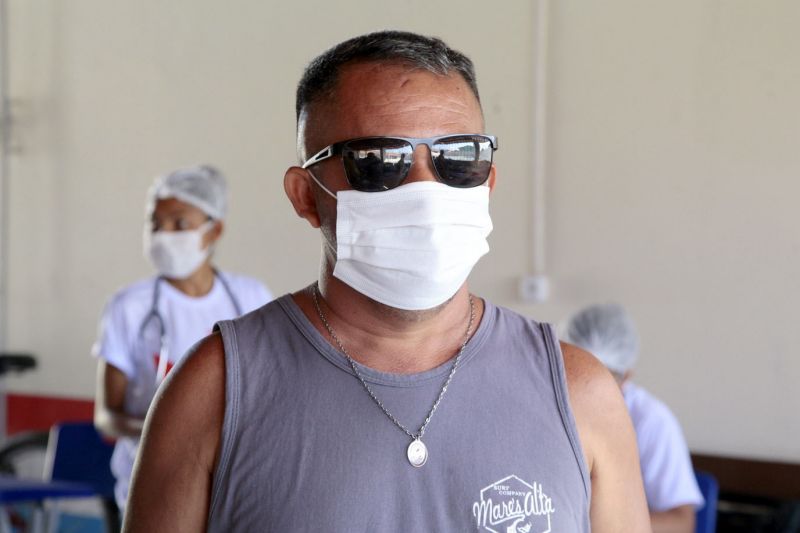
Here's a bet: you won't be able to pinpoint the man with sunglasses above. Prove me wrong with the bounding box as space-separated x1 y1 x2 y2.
125 31 650 532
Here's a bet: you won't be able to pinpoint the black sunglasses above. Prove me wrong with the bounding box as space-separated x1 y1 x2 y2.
302 134 498 192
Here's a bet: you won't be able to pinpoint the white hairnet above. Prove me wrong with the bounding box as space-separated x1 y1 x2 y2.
145 165 227 220
562 303 639 374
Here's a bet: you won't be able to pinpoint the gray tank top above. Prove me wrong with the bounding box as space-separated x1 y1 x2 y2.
208 295 590 532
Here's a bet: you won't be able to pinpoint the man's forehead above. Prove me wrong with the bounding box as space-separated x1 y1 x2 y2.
298 62 483 158
347 65 472 107
337 62 462 94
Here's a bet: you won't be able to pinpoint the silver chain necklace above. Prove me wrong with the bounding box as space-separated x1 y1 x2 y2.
311 285 475 467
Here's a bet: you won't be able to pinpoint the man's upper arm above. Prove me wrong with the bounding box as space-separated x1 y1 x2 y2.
561 341 652 532
123 332 226 533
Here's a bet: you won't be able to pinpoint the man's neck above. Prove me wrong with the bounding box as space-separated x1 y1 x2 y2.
296 273 483 374
164 263 216 297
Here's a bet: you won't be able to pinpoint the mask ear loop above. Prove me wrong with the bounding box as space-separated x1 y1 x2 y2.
198 219 216 233
306 170 337 199
304 169 340 259
196 219 218 255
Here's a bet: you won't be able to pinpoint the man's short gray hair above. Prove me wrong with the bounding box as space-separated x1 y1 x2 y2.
295 30 481 122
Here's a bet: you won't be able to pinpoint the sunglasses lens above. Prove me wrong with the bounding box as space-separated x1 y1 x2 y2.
342 139 412 192
431 135 494 188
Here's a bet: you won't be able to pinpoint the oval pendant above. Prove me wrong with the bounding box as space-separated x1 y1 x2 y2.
407 438 428 467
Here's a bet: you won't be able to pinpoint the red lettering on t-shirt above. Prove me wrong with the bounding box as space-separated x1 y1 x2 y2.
153 354 175 375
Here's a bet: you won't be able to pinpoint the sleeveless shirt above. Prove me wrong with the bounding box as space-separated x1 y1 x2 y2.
207 295 591 532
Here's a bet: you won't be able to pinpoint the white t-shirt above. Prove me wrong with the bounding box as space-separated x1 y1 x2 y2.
623 381 705 513
92 271 272 511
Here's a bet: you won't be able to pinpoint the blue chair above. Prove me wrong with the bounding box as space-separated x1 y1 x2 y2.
694 470 719 533
43 422 120 532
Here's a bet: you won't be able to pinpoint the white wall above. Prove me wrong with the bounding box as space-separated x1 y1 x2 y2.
4 1 798 462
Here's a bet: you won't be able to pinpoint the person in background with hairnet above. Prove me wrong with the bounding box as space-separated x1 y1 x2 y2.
92 165 273 514
563 303 704 533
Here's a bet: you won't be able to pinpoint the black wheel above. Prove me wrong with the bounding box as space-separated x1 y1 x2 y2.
0 430 49 479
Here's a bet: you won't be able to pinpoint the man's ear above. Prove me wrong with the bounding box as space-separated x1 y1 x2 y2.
487 164 497 193
284 167 321 228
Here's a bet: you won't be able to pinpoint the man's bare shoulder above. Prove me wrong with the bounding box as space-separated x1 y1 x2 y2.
560 341 617 396
559 341 628 467
124 333 226 532
139 332 227 475
559 342 651 531
149 332 226 440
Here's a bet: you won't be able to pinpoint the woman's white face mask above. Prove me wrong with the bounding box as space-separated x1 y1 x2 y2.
312 178 493 310
144 221 215 280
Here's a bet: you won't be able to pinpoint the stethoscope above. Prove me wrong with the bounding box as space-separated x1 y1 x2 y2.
138 271 242 383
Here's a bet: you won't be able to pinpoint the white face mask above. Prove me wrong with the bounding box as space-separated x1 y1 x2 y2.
144 221 214 279
314 178 493 310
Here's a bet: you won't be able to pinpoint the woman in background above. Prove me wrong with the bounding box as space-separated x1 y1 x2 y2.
92 165 272 514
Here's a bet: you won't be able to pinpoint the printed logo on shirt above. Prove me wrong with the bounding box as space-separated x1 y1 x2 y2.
472 475 555 533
